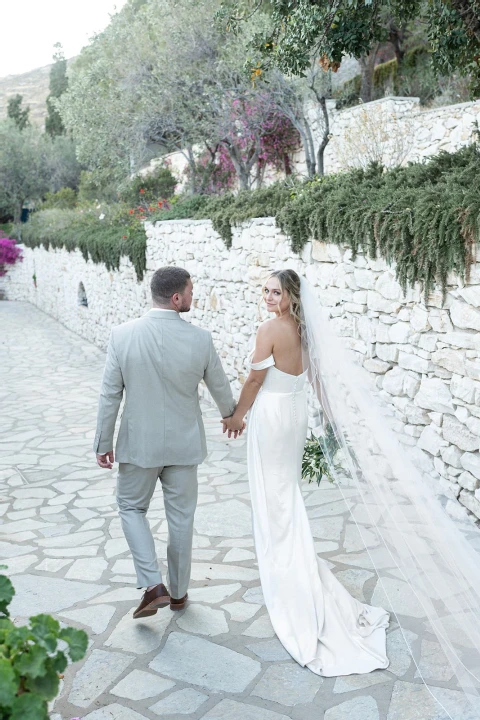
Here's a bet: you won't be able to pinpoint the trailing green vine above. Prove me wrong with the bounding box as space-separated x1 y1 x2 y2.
18 205 147 280
15 145 480 300
276 145 480 300
150 183 294 248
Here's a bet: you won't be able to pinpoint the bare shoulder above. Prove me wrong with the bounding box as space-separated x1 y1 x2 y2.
256 318 282 340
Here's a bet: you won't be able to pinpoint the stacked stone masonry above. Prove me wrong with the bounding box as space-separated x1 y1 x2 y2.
310 97 480 173
159 97 480 184
4 216 480 523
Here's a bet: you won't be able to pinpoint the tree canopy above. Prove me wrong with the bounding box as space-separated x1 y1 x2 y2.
57 0 304 192
220 0 480 85
0 121 50 222
7 95 30 131
46 43 69 137
0 121 81 223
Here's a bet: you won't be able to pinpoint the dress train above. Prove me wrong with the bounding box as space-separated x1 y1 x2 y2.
247 355 389 676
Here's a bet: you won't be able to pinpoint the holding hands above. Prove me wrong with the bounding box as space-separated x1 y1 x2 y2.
221 413 246 439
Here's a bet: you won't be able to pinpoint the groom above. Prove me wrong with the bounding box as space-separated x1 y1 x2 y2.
94 266 239 618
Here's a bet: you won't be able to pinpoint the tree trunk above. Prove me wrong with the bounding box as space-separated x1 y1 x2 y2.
359 44 380 103
316 96 330 177
226 142 255 191
388 27 405 65
254 160 267 189
283 153 292 175
304 122 317 177
184 145 197 194
198 142 219 194
286 112 315 178
13 204 22 225
236 167 250 191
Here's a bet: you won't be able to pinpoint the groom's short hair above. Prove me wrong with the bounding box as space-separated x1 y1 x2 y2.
151 266 191 304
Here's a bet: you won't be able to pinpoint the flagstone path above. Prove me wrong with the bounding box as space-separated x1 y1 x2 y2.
0 301 470 720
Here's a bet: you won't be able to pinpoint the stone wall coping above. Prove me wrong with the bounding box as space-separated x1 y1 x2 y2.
332 96 420 118
334 96 480 116
151 218 211 227
150 216 278 230
415 99 480 117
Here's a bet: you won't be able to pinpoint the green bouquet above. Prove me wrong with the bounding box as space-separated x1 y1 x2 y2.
302 424 340 485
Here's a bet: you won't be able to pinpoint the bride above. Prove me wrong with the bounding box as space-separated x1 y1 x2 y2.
222 268 480 714
221 268 389 676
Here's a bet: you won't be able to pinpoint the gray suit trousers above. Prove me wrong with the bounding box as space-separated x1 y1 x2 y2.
116 463 198 597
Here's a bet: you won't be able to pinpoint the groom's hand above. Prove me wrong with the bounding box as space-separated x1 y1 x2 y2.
221 416 246 439
96 450 114 469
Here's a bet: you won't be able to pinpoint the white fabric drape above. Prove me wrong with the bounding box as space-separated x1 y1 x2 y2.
299 275 480 715
247 356 389 675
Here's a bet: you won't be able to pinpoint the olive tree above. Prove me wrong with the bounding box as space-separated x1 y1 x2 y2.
58 0 294 193
219 0 480 101
0 121 50 222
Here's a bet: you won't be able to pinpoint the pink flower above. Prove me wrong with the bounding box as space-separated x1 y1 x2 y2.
0 237 23 276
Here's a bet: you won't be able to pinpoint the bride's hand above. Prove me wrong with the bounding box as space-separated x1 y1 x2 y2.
221 414 246 438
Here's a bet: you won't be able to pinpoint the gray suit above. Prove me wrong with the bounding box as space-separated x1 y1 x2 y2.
94 309 235 594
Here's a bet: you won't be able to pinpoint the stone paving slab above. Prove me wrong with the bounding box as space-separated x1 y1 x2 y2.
0 301 464 720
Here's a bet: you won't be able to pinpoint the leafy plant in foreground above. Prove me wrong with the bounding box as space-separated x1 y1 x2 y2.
0 572 88 720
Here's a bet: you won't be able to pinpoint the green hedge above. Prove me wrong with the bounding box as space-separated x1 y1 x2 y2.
19 206 147 280
17 146 480 299
152 146 480 299
150 184 294 247
276 146 479 300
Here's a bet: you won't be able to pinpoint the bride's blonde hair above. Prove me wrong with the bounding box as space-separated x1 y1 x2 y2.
262 269 302 327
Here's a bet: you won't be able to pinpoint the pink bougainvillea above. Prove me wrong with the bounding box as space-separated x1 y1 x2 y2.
256 111 300 175
188 145 237 195
185 95 300 193
221 93 300 187
0 236 23 276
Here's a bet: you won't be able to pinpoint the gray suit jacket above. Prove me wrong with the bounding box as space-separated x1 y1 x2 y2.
93 309 235 467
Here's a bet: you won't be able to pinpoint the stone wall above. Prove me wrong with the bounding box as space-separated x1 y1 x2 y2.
3 248 149 348
4 217 480 522
145 97 480 185
301 96 480 174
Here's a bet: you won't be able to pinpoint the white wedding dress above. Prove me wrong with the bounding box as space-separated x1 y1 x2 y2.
247 353 390 676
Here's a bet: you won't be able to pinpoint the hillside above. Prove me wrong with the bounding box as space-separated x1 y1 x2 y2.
0 60 74 129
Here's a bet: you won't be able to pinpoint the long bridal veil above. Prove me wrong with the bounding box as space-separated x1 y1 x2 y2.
300 276 480 717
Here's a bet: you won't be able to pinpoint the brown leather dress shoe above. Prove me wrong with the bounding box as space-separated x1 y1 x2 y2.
133 583 170 619
170 592 188 611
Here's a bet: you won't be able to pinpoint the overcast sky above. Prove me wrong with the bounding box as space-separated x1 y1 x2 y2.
0 0 128 77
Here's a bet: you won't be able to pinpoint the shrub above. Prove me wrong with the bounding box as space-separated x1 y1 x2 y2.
0 236 23 276
21 205 147 280
19 145 480 301
0 572 88 720
149 194 212 221
151 182 293 247
120 165 177 207
276 144 480 300
78 170 119 205
334 48 474 109
330 104 415 171
333 75 362 110
42 187 77 210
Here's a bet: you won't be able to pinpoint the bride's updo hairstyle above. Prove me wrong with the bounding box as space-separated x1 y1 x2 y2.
264 269 302 327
